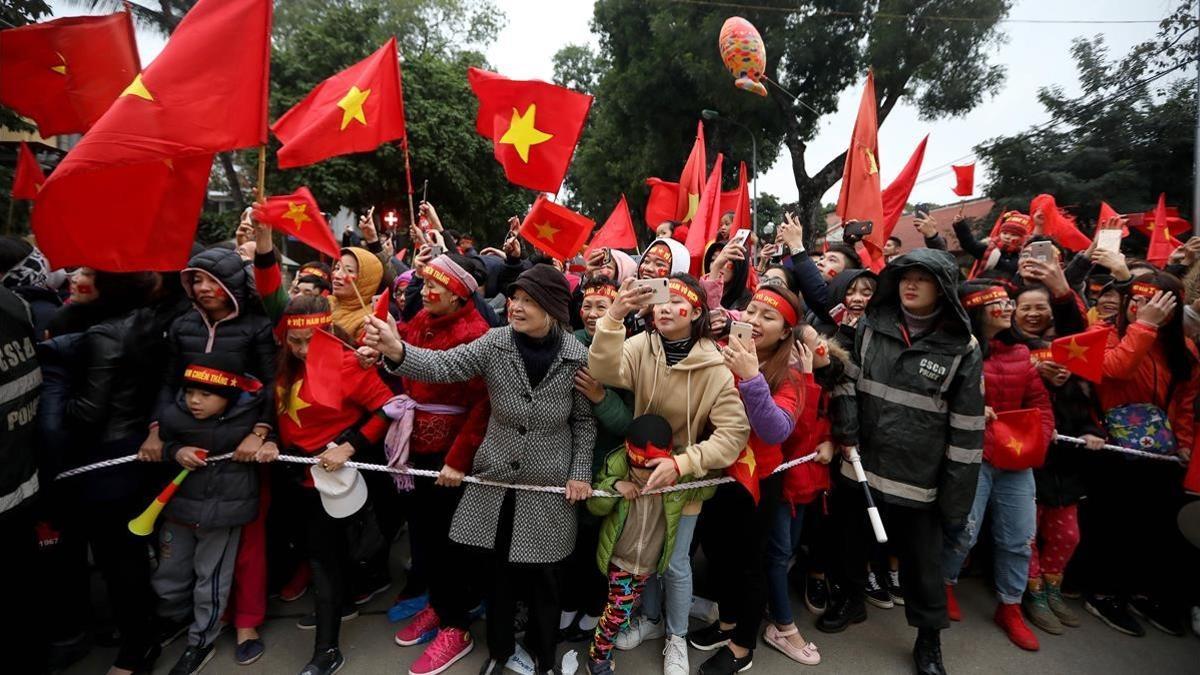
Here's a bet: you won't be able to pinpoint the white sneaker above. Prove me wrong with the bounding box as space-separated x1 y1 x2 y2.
614 615 665 651
662 634 688 675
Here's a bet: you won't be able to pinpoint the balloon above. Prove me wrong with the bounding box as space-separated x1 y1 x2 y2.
719 17 767 97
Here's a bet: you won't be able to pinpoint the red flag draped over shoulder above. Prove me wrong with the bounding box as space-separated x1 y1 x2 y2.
468 67 592 194
32 0 272 272
0 12 141 137
836 73 886 268
880 135 928 238
587 195 636 253
272 37 407 169
12 142 47 200
253 187 340 259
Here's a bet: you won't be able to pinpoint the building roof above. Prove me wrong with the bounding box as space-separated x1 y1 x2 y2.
890 198 995 254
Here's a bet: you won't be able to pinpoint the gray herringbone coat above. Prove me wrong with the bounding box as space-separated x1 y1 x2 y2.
393 326 596 563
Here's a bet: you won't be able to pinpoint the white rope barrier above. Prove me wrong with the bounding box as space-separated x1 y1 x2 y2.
1054 433 1186 464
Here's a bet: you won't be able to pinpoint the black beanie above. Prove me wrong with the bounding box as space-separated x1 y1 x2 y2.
507 263 571 325
181 352 251 401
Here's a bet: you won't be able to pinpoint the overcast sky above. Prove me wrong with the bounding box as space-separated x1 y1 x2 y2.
48 0 1181 210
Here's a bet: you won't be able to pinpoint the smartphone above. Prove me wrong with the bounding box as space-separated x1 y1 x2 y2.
1023 240 1055 263
828 303 848 324
633 277 670 304
729 320 754 349
429 244 444 258
915 203 932 219
729 228 751 249
1095 228 1122 253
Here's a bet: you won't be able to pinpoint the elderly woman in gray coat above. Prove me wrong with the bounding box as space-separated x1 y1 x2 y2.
364 264 596 675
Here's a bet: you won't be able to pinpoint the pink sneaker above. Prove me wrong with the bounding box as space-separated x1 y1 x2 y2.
408 627 473 675
395 606 440 646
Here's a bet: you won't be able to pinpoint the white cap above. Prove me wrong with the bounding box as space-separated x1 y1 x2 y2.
310 464 367 519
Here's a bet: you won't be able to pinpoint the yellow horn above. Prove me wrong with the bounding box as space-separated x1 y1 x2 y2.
128 466 193 536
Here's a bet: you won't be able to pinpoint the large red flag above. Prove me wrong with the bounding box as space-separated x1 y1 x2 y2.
305 329 346 408
951 163 975 197
729 161 751 236
32 0 272 272
1146 193 1181 268
836 73 886 265
645 178 741 232
468 67 592 194
1135 204 1190 238
519 195 593 261
677 121 707 224
684 153 724 261
0 12 141 137
880 135 928 238
273 38 407 169
11 142 47 200
253 187 340 259
587 195 637 253
1050 326 1108 383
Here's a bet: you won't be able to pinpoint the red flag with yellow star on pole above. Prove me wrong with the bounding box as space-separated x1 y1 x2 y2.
468 67 592 194
12 142 47 200
518 194 593 261
835 72 886 272
676 121 707 225
31 0 272 272
988 408 1047 471
272 37 408 169
1051 326 1109 383
0 12 141 137
1146 193 1182 268
253 187 340 259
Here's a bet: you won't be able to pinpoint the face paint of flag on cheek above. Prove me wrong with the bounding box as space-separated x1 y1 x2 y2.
815 343 828 358
989 308 1007 319
679 307 689 318
426 291 441 303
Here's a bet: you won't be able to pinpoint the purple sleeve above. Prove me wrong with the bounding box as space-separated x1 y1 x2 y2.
737 373 796 444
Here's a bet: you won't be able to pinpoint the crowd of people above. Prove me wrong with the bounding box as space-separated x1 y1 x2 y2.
2 197 1199 675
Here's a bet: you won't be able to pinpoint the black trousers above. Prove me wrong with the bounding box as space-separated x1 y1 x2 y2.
409 452 474 628
560 510 608 618
832 476 947 630
698 476 781 650
303 490 353 652
1 500 46 674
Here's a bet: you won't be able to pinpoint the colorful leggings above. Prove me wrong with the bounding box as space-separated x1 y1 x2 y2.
589 564 650 665
1028 504 1080 578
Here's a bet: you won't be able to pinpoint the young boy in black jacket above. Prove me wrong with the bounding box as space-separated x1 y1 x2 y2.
152 353 265 675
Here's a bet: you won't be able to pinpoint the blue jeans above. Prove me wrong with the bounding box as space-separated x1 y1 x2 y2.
765 502 806 625
942 462 1035 604
640 513 697 637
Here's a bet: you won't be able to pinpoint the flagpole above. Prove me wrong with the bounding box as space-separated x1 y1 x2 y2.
256 145 266 201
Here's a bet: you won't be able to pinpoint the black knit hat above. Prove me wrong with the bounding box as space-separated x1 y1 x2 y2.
507 264 571 325
181 352 255 401
625 414 673 468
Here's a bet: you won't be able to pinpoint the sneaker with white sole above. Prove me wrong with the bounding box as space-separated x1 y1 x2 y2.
409 627 473 675
663 634 689 675
614 615 665 651
865 571 894 609
395 606 441 646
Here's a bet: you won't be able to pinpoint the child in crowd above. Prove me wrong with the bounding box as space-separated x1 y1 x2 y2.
153 353 266 675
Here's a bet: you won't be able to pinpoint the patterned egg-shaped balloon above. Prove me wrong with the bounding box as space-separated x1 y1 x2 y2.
718 16 767 97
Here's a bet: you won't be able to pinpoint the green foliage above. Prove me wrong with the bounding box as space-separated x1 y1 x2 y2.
560 0 1011 241
552 44 608 95
978 2 1198 227
195 210 237 246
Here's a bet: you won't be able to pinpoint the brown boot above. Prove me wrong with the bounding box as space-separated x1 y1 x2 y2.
1044 574 1081 627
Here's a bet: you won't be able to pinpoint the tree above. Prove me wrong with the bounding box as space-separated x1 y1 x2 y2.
558 0 1011 243
977 1 1198 238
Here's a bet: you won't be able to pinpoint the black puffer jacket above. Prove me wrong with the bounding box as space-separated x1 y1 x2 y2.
158 387 263 528
158 249 275 426
815 268 877 349
836 248 985 525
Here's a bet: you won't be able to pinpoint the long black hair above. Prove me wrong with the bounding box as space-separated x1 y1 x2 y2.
1117 271 1195 392
656 273 713 342
957 279 1018 358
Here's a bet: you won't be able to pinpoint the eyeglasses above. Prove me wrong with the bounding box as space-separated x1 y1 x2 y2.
986 300 1015 310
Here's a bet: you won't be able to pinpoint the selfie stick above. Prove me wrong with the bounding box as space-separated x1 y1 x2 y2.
846 447 888 543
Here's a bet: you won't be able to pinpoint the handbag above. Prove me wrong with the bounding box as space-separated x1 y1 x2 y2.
1104 403 1178 456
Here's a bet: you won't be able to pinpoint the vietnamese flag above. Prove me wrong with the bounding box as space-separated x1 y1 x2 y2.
836 73 886 268
880 135 928 238
645 178 742 232
587 195 637 253
273 38 407 169
1136 202 1190 239
253 187 340 259
729 161 751 236
989 408 1047 471
684 153 724 261
519 194 593 261
677 121 707 224
11 142 46 200
1030 194 1092 251
1050 326 1109 383
468 67 592 194
305 328 346 408
951 163 975 197
32 0 272 272
1146 193 1182 268
374 287 392 321
0 12 141 137
1097 201 1127 236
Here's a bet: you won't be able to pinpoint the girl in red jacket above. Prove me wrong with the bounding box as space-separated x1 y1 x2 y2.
1081 272 1197 638
942 281 1054 652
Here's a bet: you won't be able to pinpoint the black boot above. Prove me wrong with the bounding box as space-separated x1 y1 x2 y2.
913 628 946 675
815 594 867 633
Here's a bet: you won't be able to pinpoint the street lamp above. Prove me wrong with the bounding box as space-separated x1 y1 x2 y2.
701 109 758 236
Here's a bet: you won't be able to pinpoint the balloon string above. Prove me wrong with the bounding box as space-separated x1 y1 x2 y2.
762 75 821 117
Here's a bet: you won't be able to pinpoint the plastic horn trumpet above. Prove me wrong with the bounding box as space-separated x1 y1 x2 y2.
846 447 888 544
128 450 207 536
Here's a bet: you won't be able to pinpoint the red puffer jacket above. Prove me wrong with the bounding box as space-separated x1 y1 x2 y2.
397 302 491 472
782 373 831 508
983 339 1054 464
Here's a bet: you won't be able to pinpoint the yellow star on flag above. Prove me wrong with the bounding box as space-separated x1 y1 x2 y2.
684 192 700 222
535 222 560 242
863 146 879 175
278 380 311 426
1064 338 1089 361
51 52 66 75
499 104 553 163
1005 437 1023 456
337 86 371 131
121 73 153 101
283 202 311 229
738 447 757 475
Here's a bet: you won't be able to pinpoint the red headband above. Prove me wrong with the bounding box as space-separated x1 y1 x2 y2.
584 286 618 302
962 287 1009 309
1029 348 1053 363
1130 282 1158 299
668 279 701 308
183 365 263 393
751 288 798 326
422 262 471 299
284 313 333 330
299 267 329 281
626 440 673 468
648 242 673 265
